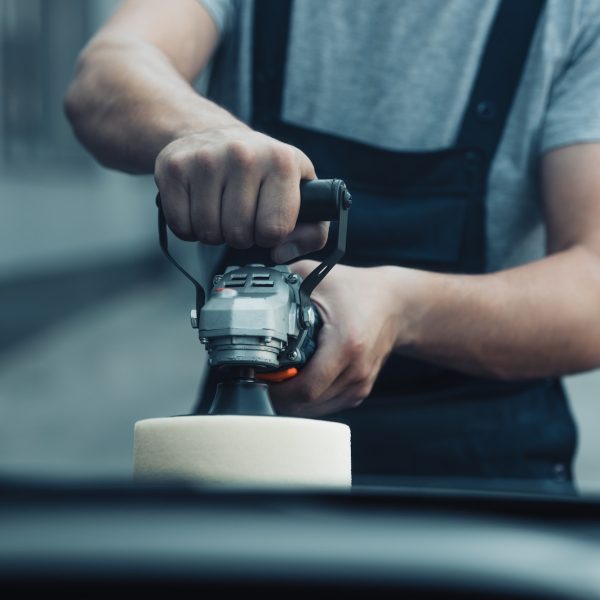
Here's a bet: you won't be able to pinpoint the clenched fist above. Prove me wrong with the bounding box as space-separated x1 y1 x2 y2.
154 126 328 262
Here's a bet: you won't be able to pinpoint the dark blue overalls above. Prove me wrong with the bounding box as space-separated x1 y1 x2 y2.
209 0 577 491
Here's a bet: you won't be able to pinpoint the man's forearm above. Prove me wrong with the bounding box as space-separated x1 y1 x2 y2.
390 245 600 379
65 21 323 260
64 37 245 174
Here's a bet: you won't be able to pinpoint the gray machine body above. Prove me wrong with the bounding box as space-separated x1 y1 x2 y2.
194 265 313 370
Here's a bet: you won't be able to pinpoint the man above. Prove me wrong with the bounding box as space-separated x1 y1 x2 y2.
65 0 600 489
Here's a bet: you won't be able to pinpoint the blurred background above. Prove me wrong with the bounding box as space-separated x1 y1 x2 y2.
0 0 214 479
0 0 598 491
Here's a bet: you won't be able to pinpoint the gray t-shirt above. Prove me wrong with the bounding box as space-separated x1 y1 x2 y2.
199 0 600 271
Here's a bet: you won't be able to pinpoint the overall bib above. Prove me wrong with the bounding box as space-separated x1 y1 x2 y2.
209 0 577 491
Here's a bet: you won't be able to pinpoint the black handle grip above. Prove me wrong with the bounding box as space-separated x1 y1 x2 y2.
298 179 352 222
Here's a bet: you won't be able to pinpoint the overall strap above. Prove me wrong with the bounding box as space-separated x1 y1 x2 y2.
252 0 293 130
253 0 545 160
455 0 545 159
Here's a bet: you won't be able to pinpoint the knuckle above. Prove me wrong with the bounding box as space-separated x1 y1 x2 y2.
197 229 223 245
270 145 297 174
346 331 366 359
168 219 193 241
227 140 257 170
160 152 188 181
224 225 253 249
257 221 291 246
194 149 219 172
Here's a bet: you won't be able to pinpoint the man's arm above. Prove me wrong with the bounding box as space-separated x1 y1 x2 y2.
65 0 325 259
272 144 600 417
392 143 600 380
64 0 224 173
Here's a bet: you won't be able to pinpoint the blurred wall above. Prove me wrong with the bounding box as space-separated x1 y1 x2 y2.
0 0 156 281
0 0 212 479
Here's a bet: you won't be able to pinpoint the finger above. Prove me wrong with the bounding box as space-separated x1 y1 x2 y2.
275 361 374 418
269 150 320 261
273 147 321 260
255 167 299 248
270 323 346 413
221 169 261 249
271 221 329 263
297 147 317 180
189 158 225 245
274 361 365 418
155 176 194 241
309 363 358 404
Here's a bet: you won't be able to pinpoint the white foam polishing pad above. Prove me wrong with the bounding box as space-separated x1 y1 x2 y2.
134 415 351 489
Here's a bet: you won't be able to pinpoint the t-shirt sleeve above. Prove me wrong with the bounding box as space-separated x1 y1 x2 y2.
197 0 236 36
541 10 600 154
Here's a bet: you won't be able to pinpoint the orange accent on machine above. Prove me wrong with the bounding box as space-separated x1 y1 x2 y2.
256 368 299 383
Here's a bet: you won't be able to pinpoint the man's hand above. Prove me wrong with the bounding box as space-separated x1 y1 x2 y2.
155 126 327 262
65 0 327 262
270 261 402 417
267 144 600 388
